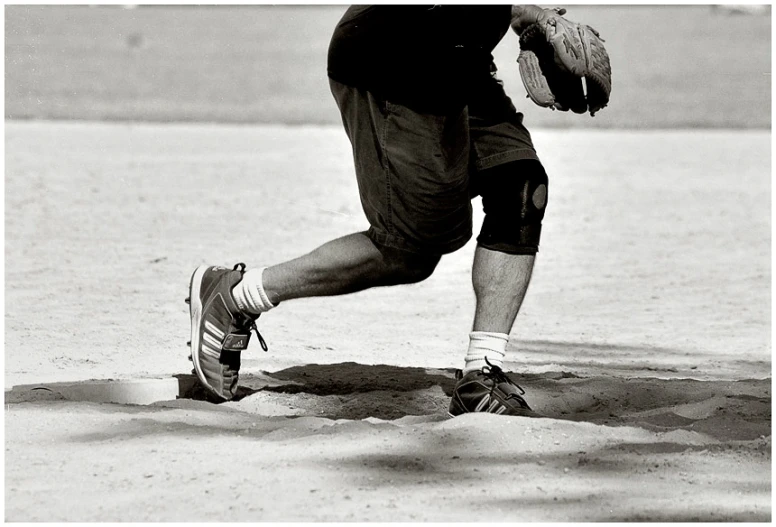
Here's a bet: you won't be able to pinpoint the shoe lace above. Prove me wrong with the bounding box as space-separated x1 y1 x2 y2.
249 320 268 352
234 262 269 352
482 357 526 401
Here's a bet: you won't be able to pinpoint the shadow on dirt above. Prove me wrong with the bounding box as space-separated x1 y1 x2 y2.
175 362 771 441
175 362 459 403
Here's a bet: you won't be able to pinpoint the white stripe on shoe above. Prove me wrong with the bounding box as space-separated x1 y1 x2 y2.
205 321 225 339
203 332 222 349
474 396 490 412
202 343 221 359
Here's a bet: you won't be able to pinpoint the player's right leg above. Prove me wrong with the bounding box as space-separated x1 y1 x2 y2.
187 238 440 401
260 232 440 304
188 80 471 400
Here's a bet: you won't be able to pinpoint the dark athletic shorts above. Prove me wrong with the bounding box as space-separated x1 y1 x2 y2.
330 72 541 255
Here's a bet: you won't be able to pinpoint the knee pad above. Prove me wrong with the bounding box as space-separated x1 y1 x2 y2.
476 160 548 255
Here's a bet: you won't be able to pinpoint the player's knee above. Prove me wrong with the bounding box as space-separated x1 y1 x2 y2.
476 159 549 255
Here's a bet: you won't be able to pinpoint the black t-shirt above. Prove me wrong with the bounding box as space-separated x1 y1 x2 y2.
327 5 512 113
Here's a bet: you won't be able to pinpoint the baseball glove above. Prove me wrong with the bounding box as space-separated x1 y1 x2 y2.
512 7 612 116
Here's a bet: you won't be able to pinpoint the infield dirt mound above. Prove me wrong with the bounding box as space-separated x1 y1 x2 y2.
176 363 770 442
5 365 770 521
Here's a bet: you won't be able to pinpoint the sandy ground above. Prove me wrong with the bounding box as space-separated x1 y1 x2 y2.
4 122 771 521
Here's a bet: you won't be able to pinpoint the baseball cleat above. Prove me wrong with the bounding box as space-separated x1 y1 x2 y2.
448 358 538 417
187 263 267 401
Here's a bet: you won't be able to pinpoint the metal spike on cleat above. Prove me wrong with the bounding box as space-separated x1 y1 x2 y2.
186 341 191 347
188 355 192 361
184 297 190 304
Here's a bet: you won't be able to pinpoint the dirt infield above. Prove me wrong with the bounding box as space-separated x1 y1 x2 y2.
5 371 770 521
4 122 771 521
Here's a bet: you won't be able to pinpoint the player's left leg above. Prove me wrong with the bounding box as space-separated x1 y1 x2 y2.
449 68 548 417
449 160 548 417
470 158 547 336
471 251 535 335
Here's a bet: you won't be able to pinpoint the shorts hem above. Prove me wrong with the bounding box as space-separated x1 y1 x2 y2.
476 239 540 255
475 148 540 172
367 227 471 255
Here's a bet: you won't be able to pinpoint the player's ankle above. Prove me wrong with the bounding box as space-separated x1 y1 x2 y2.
462 331 508 374
232 267 275 315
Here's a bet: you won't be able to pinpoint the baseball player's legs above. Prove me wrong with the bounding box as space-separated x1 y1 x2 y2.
468 70 546 336
470 158 548 335
448 70 547 417
449 165 544 416
188 79 473 400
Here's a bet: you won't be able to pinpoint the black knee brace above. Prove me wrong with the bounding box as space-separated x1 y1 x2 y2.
476 159 549 255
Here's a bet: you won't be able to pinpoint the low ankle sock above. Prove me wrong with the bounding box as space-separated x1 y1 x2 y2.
463 331 508 374
232 267 275 315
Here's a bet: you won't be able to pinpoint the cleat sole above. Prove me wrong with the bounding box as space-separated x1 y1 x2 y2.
188 265 229 402
188 266 208 389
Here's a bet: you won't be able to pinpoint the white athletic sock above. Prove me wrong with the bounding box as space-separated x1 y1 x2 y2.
463 331 508 374
232 267 275 315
